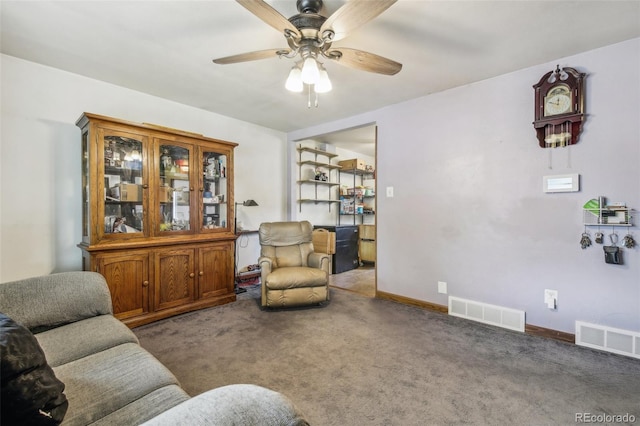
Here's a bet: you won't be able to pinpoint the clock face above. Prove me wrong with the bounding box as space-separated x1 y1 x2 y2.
544 85 572 116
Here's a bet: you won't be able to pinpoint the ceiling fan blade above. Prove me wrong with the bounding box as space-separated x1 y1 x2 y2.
213 48 289 64
320 0 397 42
236 0 301 38
326 48 402 75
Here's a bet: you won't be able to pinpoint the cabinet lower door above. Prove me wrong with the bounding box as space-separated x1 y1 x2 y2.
97 253 149 320
154 248 195 311
198 242 234 299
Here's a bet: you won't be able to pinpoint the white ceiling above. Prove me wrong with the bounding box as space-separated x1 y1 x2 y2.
2 0 639 144
310 124 377 157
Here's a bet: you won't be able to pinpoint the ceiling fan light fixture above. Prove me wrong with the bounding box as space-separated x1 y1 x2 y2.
213 0 402 107
314 67 332 93
301 56 320 84
285 66 303 92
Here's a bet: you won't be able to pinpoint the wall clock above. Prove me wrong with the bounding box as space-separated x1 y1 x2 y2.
533 66 586 148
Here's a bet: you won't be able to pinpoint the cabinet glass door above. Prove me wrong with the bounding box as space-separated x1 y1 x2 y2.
158 143 192 233
81 131 90 244
201 150 228 231
102 133 145 236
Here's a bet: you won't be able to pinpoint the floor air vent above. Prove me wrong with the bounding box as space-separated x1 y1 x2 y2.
576 321 640 359
448 296 525 332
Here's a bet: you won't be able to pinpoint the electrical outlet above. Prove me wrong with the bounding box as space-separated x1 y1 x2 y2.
544 289 558 310
438 281 447 294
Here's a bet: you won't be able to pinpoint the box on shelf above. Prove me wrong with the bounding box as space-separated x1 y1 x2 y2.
347 187 364 197
158 186 172 203
312 229 336 254
338 158 366 171
116 183 142 201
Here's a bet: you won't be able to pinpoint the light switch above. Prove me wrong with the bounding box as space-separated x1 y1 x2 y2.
386 186 394 197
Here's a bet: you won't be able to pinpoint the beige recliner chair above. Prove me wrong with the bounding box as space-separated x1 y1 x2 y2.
258 221 330 308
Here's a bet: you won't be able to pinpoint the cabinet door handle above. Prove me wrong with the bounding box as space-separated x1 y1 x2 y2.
199 271 204 276
199 187 204 192
189 272 195 278
190 187 194 191
142 184 149 189
143 281 149 287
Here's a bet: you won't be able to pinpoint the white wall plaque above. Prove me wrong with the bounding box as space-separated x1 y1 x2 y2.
543 173 580 193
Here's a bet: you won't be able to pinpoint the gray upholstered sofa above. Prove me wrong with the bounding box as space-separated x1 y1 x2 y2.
0 271 309 425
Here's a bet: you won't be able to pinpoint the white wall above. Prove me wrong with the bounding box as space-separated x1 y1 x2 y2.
289 38 640 334
0 55 287 281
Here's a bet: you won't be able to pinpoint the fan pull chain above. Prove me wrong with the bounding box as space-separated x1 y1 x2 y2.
306 85 319 108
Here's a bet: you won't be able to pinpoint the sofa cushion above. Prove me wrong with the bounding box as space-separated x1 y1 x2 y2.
0 272 112 332
35 315 139 367
53 342 182 426
90 385 189 426
259 221 313 246
264 286 329 308
140 384 309 426
265 267 328 290
0 313 68 425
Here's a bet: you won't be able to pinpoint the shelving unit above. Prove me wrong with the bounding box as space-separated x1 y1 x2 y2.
297 146 341 212
583 206 634 227
339 167 375 225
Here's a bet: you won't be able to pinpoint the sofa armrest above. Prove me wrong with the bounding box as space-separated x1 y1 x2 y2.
258 257 273 306
0 272 112 332
259 256 274 278
141 384 309 426
308 252 330 274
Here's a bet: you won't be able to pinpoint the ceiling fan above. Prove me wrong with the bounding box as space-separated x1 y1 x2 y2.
213 0 402 97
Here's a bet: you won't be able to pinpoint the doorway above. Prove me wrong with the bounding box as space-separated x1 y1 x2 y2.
298 124 377 298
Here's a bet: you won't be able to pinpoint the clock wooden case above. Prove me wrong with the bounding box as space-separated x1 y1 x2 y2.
77 113 238 327
533 66 586 148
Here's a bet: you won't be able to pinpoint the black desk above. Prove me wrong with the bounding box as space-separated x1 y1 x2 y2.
314 225 359 274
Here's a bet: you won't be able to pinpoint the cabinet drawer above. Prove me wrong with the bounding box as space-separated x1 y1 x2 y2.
359 240 376 262
359 225 376 240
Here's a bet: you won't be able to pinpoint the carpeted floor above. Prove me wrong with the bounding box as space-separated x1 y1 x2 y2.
135 288 640 425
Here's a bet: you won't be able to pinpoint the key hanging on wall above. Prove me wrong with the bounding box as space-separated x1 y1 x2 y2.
623 233 636 249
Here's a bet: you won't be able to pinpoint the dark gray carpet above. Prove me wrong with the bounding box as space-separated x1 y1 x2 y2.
135 289 640 425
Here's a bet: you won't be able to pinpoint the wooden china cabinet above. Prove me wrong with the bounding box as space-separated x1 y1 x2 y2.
77 113 237 327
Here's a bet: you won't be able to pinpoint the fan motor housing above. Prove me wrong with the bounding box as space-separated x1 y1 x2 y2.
289 13 326 35
296 0 323 14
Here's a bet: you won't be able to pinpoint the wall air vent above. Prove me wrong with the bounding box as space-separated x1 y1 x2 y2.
448 296 525 332
576 321 640 359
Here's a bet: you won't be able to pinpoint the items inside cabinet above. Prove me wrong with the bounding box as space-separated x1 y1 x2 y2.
202 151 228 229
159 144 191 231
103 135 145 234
